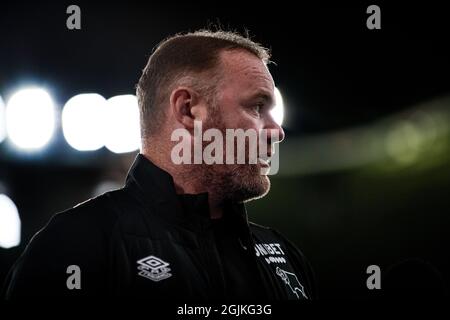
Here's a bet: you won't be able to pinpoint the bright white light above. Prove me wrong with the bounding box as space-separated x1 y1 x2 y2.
0 96 6 143
6 88 56 150
104 95 141 154
0 194 21 249
62 93 107 151
272 87 285 126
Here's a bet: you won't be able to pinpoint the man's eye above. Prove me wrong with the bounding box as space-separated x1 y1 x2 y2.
254 104 263 114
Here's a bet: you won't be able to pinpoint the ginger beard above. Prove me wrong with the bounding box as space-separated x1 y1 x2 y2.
200 106 271 204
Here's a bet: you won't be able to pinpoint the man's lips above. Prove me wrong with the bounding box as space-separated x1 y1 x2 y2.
258 158 271 167
258 146 273 167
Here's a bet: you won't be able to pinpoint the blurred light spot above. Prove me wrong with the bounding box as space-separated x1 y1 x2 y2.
6 88 56 150
104 95 140 154
272 87 284 126
385 121 424 164
0 96 6 143
62 93 106 151
0 194 21 249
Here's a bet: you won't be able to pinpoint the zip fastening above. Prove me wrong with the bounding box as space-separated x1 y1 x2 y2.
197 222 227 300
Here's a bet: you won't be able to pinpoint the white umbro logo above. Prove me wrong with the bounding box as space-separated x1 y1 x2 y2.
137 255 172 282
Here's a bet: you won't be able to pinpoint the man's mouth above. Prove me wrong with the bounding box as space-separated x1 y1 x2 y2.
258 157 271 167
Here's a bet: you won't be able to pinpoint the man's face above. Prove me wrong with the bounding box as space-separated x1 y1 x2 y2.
203 49 285 203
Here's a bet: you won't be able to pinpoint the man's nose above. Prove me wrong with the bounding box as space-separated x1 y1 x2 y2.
264 118 285 144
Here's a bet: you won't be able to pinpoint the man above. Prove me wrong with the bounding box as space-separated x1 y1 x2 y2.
2 30 315 300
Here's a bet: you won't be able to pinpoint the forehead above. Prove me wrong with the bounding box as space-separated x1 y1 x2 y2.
218 50 275 92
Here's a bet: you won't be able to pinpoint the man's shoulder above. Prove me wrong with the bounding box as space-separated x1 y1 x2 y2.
248 221 296 251
9 188 132 274
42 186 153 242
2 189 132 299
47 188 125 234
248 221 279 239
29 187 143 250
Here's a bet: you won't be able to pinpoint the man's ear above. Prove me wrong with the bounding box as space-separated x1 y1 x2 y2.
170 87 203 130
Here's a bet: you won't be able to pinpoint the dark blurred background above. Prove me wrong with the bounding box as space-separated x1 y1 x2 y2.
1 1 449 299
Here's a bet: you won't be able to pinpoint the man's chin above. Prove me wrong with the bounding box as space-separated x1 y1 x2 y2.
232 174 271 203
206 164 271 203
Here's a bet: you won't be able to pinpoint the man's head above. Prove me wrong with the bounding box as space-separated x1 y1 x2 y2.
137 30 284 204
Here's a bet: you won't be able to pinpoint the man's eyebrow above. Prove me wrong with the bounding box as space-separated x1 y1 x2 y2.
250 90 275 108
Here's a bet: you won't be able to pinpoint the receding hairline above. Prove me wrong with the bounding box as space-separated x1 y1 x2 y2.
162 29 271 62
175 47 270 87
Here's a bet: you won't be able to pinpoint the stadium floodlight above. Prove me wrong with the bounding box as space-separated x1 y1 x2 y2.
62 93 107 151
0 194 21 249
6 88 56 151
104 95 141 154
0 96 6 143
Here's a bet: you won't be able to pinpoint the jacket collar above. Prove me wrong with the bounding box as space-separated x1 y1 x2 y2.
125 154 251 238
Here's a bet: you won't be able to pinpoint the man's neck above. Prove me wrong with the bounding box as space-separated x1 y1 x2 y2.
141 151 224 219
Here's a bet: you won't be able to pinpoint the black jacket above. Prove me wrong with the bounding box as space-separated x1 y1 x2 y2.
3 154 315 300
